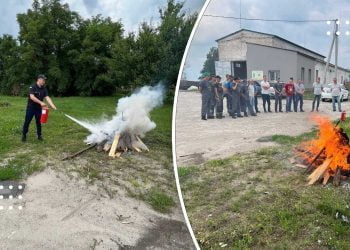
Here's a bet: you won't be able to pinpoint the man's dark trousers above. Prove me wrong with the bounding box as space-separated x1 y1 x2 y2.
22 106 42 138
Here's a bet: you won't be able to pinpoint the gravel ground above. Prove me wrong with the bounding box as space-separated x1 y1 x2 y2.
175 91 350 166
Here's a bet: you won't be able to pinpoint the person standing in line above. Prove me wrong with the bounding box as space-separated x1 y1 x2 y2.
215 76 225 119
254 81 261 113
261 75 271 112
231 76 242 119
331 77 342 112
208 75 218 119
199 72 212 120
224 75 233 117
273 78 284 112
311 77 323 112
284 77 295 113
241 79 257 116
239 79 247 117
295 80 305 112
248 79 256 113
292 78 298 112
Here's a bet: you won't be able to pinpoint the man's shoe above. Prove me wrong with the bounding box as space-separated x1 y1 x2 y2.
21 135 26 142
38 136 43 141
232 116 237 119
237 115 243 118
208 116 215 119
279 110 283 113
300 110 305 112
251 113 257 116
256 111 261 113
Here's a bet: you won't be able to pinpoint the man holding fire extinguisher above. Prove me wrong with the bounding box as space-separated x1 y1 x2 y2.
22 75 57 142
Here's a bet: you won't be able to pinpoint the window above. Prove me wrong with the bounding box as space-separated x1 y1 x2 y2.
268 70 280 81
301 67 305 81
308 69 312 83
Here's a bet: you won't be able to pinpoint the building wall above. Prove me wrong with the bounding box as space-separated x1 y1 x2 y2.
315 62 350 85
246 43 298 82
296 54 316 88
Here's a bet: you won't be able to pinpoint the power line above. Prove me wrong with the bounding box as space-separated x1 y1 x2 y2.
203 14 336 23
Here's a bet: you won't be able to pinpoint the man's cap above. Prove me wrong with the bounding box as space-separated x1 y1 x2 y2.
233 76 240 81
37 74 47 80
201 72 210 78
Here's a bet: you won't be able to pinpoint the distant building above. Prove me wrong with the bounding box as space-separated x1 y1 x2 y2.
215 29 350 87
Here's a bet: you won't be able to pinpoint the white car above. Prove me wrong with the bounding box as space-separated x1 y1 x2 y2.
321 84 349 102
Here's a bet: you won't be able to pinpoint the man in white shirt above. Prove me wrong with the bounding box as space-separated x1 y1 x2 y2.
295 80 305 112
261 75 272 112
311 77 323 112
331 77 342 112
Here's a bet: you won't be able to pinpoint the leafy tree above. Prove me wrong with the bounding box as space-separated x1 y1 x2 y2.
201 47 218 76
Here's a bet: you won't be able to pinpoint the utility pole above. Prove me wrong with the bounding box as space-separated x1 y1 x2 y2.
323 20 337 86
335 19 339 81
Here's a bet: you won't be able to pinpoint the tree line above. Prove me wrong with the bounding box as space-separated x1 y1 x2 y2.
0 0 197 96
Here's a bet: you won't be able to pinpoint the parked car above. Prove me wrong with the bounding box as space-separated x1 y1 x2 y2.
321 84 349 102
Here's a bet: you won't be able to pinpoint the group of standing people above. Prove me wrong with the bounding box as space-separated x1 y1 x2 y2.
199 72 344 120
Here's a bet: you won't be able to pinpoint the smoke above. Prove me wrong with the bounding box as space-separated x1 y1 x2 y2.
65 83 165 144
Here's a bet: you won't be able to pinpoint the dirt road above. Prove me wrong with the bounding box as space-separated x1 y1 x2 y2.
0 169 194 249
175 91 350 166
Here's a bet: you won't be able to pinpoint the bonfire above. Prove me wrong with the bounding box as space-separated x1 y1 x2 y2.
297 113 350 185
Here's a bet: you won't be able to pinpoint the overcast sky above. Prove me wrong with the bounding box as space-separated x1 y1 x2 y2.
184 0 350 80
0 0 204 36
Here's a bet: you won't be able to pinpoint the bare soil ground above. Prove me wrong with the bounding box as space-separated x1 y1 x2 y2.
175 91 350 166
0 168 193 249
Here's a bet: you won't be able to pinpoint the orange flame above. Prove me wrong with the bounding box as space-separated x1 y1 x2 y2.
300 115 350 172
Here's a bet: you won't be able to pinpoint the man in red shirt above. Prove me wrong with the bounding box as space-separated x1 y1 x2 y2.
284 77 295 112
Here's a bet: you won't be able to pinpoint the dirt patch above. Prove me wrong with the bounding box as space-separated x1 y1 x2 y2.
175 91 349 166
0 169 193 249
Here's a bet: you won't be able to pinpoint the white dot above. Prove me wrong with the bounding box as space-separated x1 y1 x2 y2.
9 185 13 190
0 195 3 199
18 185 23 190
18 206 23 210
336 20 340 25
9 206 13 210
346 31 350 36
346 20 350 25
327 31 331 36
0 185 3 189
327 20 331 25
18 195 23 200
0 206 3 210
9 195 13 199
336 31 341 36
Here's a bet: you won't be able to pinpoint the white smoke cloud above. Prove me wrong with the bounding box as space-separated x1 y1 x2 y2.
65 83 165 144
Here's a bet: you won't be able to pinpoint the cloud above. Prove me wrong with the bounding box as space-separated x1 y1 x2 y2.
184 0 350 80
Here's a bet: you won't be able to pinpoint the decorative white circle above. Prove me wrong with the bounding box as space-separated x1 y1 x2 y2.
0 195 3 199
336 31 341 36
9 195 13 199
9 206 13 210
9 185 13 190
327 20 331 25
336 20 340 25
346 20 350 25
18 185 23 190
346 31 350 36
327 31 331 36
0 206 3 210
0 185 3 189
18 195 23 200
18 206 23 210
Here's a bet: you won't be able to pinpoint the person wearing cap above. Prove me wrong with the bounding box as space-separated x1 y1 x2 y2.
199 72 212 120
22 75 57 142
231 76 242 118
215 76 225 119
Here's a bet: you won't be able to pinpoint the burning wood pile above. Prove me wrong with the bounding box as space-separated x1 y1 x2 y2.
99 132 149 158
297 113 350 186
63 84 164 160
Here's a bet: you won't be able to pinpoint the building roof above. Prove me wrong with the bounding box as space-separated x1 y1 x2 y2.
216 29 325 59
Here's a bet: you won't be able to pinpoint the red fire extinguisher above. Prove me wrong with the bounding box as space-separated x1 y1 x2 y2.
40 107 50 124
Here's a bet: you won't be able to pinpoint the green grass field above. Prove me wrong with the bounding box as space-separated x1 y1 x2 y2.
0 95 175 213
180 119 350 249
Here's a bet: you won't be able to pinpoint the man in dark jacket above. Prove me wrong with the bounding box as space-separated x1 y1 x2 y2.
199 72 212 120
22 75 57 142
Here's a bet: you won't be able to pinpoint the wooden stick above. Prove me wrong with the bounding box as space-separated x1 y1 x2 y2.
322 171 331 185
133 146 141 152
109 133 120 157
333 167 341 186
62 144 97 161
307 158 332 185
113 152 122 158
103 143 112 152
